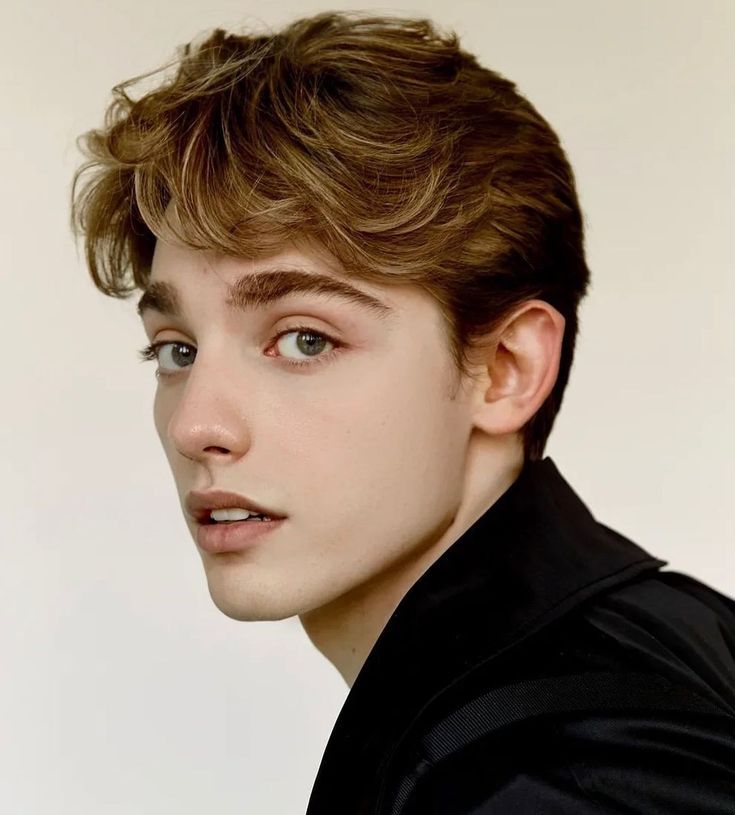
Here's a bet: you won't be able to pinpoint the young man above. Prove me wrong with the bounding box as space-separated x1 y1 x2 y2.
70 11 735 813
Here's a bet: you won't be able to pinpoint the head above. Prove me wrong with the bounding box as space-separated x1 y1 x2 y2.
70 12 589 623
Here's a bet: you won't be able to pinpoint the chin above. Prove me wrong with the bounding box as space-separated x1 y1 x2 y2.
211 592 300 622
202 569 305 622
200 554 359 622
207 584 297 621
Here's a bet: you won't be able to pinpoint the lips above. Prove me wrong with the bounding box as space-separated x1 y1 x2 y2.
196 515 285 554
185 489 287 525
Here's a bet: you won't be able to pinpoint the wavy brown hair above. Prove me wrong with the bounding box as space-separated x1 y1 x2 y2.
70 10 591 461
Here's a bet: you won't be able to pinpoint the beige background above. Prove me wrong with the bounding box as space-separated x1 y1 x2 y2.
2 1 733 812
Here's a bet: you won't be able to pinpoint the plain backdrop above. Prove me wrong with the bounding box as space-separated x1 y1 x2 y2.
2 1 733 813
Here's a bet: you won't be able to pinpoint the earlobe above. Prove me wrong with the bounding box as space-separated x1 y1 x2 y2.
470 301 565 437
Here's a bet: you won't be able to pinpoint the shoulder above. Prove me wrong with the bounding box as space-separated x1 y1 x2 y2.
578 569 735 711
387 703 735 814
377 572 735 814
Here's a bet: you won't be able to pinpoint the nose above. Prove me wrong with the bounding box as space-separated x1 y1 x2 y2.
161 355 254 465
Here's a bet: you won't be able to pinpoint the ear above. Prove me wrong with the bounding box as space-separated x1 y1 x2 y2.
468 300 566 437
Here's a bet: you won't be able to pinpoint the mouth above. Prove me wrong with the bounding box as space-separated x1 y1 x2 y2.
199 514 273 525
196 515 286 554
194 511 282 527
186 489 287 526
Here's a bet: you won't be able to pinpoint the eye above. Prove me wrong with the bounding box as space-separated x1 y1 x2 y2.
271 326 340 368
137 341 195 377
137 325 342 378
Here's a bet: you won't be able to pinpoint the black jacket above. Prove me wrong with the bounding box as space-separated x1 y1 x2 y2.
305 457 735 814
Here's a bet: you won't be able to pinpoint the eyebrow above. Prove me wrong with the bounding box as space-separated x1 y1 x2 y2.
136 267 395 322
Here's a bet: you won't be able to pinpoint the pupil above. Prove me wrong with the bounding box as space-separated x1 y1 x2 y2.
172 344 194 366
297 332 326 356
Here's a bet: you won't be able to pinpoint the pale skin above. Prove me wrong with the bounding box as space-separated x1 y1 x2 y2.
140 232 565 687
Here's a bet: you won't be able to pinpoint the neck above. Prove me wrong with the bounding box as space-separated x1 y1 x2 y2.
298 439 524 687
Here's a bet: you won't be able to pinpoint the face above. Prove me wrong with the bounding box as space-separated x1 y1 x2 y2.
140 234 478 622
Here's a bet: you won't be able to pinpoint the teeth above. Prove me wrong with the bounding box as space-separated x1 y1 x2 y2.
209 508 270 522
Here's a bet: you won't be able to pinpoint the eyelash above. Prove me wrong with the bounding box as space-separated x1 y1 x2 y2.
137 325 342 379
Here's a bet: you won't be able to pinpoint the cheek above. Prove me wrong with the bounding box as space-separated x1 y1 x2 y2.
291 363 467 513
152 389 168 440
152 389 178 462
287 387 466 595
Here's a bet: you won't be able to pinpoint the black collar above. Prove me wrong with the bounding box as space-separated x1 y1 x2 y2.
305 456 666 814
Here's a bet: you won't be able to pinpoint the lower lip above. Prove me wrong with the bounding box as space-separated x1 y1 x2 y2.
196 518 286 554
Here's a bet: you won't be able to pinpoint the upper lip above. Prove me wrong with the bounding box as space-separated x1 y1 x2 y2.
185 489 287 524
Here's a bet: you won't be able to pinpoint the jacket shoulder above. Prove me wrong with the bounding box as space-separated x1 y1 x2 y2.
388 702 735 814
579 570 735 712
377 572 735 814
